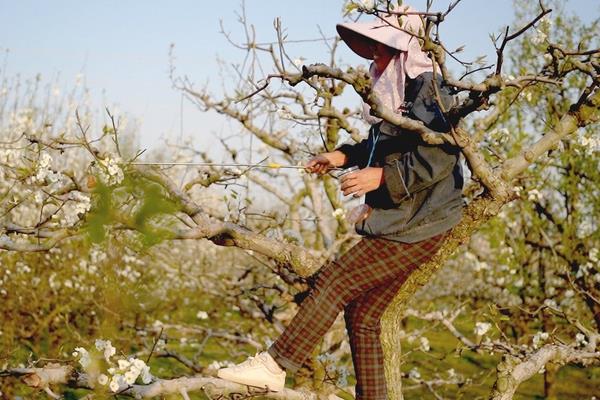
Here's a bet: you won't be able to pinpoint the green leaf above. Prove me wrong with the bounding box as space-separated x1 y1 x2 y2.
83 178 113 243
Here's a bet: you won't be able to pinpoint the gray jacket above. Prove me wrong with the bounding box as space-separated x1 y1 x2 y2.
336 72 464 243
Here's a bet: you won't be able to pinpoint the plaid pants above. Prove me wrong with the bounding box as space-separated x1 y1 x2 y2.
267 232 447 400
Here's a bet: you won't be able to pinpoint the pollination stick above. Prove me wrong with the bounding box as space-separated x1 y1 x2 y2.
129 161 343 171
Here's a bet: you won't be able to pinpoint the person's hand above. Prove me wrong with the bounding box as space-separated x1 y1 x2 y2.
340 167 384 197
305 151 347 175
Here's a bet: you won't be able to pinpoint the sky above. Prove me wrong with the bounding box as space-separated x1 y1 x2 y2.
0 0 597 154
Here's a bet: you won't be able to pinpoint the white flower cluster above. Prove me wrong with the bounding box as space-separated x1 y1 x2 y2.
9 108 35 133
474 321 492 336
464 251 489 272
29 152 61 185
591 248 599 263
408 367 421 380
332 208 346 219
95 339 116 362
576 254 599 279
530 29 547 46
356 0 376 11
97 156 124 186
527 189 543 202
0 148 20 165
532 331 549 348
489 127 510 146
72 339 154 392
107 357 153 392
116 264 142 282
336 365 350 387
419 336 430 352
344 0 377 13
72 347 92 368
543 298 558 309
293 57 306 68
531 16 552 46
196 310 209 320
578 134 600 157
575 333 588 347
59 191 91 226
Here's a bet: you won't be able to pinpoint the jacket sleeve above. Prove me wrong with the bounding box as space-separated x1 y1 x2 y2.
334 140 370 168
381 143 459 205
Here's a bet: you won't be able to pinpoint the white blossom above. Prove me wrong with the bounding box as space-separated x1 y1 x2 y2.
293 57 306 67
73 347 91 369
98 157 124 186
544 298 558 309
532 331 549 348
531 29 547 45
332 208 346 219
540 16 553 28
95 339 116 362
109 374 127 392
124 369 139 385
358 0 375 11
474 322 492 336
419 336 430 352
408 367 421 380
589 248 599 263
98 374 109 385
575 333 588 347
196 310 209 320
118 359 131 370
30 152 56 184
152 320 163 328
514 278 524 288
579 135 600 156
577 262 593 278
513 186 524 196
527 189 542 202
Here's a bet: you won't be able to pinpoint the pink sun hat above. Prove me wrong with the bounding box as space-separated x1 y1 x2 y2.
336 6 433 78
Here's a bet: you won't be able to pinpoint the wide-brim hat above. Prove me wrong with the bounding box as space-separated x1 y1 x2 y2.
336 9 424 60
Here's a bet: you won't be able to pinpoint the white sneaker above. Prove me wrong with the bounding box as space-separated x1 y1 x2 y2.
217 351 286 392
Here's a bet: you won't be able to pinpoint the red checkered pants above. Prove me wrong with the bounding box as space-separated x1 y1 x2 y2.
267 232 447 400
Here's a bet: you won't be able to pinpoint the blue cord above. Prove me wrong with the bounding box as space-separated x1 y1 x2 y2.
366 125 380 167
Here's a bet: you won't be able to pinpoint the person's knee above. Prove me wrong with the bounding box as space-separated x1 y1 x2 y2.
350 317 382 335
310 265 344 295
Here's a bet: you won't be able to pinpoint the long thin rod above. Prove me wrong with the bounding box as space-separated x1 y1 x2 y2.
129 161 343 170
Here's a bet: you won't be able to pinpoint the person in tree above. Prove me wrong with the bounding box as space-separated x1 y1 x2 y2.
218 7 464 399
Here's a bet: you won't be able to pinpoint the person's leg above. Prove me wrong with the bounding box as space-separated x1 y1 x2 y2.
344 276 411 399
343 232 447 399
267 232 446 374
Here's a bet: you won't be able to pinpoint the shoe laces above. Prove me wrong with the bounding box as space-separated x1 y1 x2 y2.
231 352 264 370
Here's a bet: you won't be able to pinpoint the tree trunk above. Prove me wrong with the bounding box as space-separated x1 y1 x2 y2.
380 196 504 399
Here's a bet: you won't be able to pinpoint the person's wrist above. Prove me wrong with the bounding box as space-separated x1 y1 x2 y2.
378 167 385 185
327 150 347 167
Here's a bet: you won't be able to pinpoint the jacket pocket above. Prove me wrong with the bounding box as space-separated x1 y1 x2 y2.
357 198 415 237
